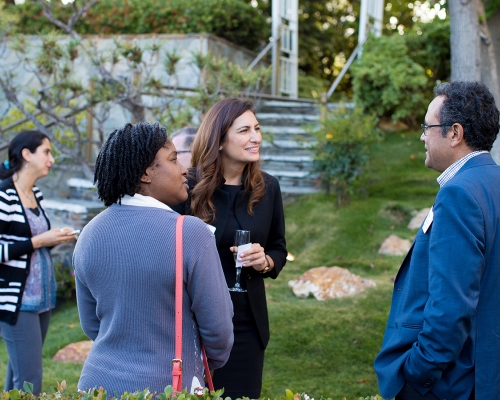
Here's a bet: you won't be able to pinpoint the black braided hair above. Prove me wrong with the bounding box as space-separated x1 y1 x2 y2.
94 122 168 206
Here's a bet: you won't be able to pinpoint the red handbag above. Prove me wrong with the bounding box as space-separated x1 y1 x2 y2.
172 215 214 393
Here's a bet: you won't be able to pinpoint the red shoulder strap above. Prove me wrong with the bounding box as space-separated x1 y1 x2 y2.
172 215 186 392
172 215 214 393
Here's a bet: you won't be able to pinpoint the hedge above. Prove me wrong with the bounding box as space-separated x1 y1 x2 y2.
4 0 270 52
8 383 383 400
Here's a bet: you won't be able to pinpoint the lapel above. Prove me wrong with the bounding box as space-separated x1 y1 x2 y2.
213 167 258 246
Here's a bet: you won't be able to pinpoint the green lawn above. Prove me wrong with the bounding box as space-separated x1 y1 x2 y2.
0 130 440 398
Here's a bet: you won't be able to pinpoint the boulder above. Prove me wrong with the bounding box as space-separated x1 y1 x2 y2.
408 208 431 230
288 266 376 300
52 340 93 364
378 234 411 256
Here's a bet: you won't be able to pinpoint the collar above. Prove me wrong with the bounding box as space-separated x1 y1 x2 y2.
437 150 489 188
120 193 174 212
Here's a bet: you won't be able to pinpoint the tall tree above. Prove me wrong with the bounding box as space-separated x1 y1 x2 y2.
448 0 499 101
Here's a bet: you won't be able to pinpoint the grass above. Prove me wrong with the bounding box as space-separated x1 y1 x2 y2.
0 130 440 398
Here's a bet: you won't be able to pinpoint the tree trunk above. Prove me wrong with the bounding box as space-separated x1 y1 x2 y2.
489 7 500 85
485 5 500 164
477 0 500 104
449 0 481 81
449 1 500 163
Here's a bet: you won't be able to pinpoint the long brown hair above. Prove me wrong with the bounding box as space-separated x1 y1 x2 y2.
190 98 265 223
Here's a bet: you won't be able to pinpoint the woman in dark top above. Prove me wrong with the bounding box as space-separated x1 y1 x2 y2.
172 98 287 399
0 130 77 394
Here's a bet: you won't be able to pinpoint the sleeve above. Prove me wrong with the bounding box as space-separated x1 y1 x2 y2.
0 238 34 262
262 178 287 279
73 243 100 341
0 194 34 262
403 184 484 391
184 219 234 370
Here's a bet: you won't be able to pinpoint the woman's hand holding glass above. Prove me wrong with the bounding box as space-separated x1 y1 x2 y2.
31 227 78 249
230 242 267 272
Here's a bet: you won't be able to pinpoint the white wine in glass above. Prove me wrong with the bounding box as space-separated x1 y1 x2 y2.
229 230 250 292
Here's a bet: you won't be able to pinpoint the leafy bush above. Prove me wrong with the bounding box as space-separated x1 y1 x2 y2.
404 19 450 86
351 34 428 126
4 0 269 52
306 105 380 206
8 382 383 400
54 261 76 300
298 72 328 100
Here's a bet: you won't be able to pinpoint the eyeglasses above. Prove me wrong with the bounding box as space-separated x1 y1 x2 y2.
420 123 451 135
176 150 191 154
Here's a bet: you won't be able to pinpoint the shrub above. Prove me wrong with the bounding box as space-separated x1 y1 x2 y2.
4 0 269 52
351 34 428 126
8 383 383 400
404 19 450 86
54 261 77 300
298 72 328 100
306 105 381 206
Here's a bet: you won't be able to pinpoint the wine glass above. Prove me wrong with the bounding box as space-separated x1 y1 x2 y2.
229 230 250 292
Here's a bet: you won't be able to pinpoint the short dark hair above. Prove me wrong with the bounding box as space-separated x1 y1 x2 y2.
94 122 168 206
0 130 49 179
434 81 500 151
171 127 197 150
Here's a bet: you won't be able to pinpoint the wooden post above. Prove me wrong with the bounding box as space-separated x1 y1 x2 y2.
320 92 327 122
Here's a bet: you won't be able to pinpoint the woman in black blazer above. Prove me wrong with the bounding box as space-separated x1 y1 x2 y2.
172 98 287 399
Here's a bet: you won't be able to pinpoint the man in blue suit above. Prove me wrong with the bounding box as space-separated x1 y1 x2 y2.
375 81 500 400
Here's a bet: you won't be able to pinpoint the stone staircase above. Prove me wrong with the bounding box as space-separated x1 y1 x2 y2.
256 100 320 195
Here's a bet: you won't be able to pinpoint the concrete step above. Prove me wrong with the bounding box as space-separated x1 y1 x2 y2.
259 100 320 115
261 160 312 174
261 139 316 150
257 113 319 126
254 99 326 196
263 126 309 135
260 154 312 163
263 169 311 179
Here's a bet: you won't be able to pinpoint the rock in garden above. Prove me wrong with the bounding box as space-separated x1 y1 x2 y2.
407 208 431 230
378 234 412 256
288 266 376 300
52 340 93 364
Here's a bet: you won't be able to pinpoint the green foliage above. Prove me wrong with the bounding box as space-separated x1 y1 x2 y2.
351 34 428 125
305 106 380 205
54 262 76 300
486 0 500 18
298 72 328 100
405 18 451 85
0 386 382 400
5 0 268 52
0 3 18 34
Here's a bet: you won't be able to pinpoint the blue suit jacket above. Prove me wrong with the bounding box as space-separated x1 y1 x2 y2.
375 154 500 399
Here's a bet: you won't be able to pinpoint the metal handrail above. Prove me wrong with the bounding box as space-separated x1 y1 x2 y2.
325 39 366 101
247 35 281 72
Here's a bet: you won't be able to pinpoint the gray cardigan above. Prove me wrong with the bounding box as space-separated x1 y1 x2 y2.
73 204 233 394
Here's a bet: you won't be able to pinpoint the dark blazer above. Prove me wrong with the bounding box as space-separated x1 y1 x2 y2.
0 177 50 324
172 170 287 347
374 154 500 399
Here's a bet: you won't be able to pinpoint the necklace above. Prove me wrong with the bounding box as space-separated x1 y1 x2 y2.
16 180 36 206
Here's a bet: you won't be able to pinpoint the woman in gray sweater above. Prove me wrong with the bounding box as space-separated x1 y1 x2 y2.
73 122 233 395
